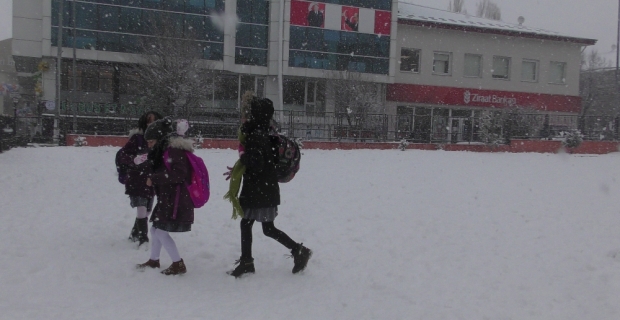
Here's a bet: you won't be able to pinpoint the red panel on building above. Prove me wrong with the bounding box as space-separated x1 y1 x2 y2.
291 0 325 27
386 83 582 113
341 6 359 31
374 11 391 35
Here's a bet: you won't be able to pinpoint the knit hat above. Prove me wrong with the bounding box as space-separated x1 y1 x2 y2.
144 117 173 141
250 97 274 128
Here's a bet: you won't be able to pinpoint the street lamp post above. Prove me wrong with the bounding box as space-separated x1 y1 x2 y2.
12 96 20 136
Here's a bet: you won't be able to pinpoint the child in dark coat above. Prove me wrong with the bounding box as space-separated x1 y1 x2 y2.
116 111 162 247
227 98 312 278
136 118 195 275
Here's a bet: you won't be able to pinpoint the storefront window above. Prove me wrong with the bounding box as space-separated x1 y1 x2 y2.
214 75 239 109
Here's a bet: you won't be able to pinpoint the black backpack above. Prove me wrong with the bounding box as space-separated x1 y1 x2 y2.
115 148 129 184
270 133 301 183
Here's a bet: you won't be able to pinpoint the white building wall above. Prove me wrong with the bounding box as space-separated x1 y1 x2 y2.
395 24 583 97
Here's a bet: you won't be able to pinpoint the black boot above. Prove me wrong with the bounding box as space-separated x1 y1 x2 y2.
227 257 255 278
128 219 139 242
291 243 312 274
136 217 149 248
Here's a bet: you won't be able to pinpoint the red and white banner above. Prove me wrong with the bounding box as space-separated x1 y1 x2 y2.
290 0 391 35
387 83 582 113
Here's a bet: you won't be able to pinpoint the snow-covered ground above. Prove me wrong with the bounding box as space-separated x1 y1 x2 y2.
1 146 620 319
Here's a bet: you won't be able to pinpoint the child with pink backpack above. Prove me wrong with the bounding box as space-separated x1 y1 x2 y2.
136 118 209 275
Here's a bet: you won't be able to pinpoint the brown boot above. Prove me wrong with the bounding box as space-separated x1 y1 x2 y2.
161 259 187 275
136 259 160 270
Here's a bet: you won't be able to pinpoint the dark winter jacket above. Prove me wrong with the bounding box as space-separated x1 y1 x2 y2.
239 101 280 209
149 137 195 232
117 129 154 199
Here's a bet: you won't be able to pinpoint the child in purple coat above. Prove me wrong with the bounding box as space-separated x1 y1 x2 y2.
136 118 195 275
116 111 162 247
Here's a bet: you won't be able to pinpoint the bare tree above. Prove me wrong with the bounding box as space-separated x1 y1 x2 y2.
328 71 386 140
132 13 214 118
448 0 467 14
475 0 501 20
580 50 619 118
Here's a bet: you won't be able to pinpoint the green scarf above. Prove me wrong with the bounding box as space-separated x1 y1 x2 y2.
223 128 247 220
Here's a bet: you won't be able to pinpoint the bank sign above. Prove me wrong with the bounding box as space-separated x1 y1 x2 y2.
463 90 517 107
387 84 581 113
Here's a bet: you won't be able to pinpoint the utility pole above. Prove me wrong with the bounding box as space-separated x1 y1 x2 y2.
54 0 64 144
617 0 620 84
72 0 77 133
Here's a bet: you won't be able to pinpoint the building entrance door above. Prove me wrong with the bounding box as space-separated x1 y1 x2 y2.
450 118 466 143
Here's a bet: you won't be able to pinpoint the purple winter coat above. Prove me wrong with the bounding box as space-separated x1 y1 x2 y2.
149 137 195 232
117 129 154 199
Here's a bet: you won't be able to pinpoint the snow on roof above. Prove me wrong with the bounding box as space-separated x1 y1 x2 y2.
397 2 596 45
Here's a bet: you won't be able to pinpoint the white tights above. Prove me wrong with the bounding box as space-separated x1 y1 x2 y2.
136 206 150 219
149 227 181 263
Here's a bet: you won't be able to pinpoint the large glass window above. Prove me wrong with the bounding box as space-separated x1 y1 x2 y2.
185 15 206 39
492 56 511 79
119 7 143 34
214 74 239 109
142 0 162 9
464 54 482 78
235 48 268 66
52 0 224 61
521 59 538 82
98 5 119 32
322 0 391 11
62 61 115 93
162 0 185 11
97 32 120 52
433 52 451 75
236 24 268 49
283 78 305 111
237 0 269 24
549 61 566 84
400 48 420 73
75 2 98 30
235 0 270 66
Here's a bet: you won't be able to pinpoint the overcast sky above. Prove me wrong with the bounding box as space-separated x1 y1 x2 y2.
0 0 617 61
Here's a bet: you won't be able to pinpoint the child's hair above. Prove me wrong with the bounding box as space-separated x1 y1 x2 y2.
138 111 163 132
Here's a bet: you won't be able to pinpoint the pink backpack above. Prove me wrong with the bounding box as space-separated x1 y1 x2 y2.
163 150 210 209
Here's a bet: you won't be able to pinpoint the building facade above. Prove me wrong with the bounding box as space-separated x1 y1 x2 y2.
11 1 594 141
0 39 18 117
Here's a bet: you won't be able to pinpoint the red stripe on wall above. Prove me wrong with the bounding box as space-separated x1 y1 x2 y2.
386 83 582 113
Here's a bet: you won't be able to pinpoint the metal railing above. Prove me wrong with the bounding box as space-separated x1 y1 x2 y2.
19 110 620 144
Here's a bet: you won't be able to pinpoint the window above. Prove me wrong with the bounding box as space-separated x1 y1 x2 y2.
237 0 269 24
433 52 451 75
521 59 538 82
119 7 143 34
464 54 482 78
549 61 566 84
235 24 268 49
492 56 511 79
400 48 420 73
75 2 98 30
98 5 119 32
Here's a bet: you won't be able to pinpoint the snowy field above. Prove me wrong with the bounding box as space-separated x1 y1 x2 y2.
1 146 620 319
